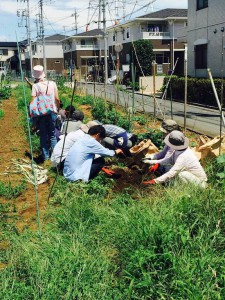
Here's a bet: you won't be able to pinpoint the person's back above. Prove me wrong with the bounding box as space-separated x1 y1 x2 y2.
61 110 84 134
51 129 85 166
30 65 59 161
63 125 118 182
32 80 58 113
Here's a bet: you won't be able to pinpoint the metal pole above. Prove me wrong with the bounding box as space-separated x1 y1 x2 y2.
220 27 224 154
102 0 108 84
131 60 135 129
184 43 188 132
208 68 225 128
152 61 156 118
26 0 32 74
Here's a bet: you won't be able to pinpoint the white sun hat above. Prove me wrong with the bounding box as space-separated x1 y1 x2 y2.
32 65 45 79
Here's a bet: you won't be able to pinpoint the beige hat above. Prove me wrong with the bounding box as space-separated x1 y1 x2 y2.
32 65 45 79
160 119 179 133
164 130 189 150
80 121 98 133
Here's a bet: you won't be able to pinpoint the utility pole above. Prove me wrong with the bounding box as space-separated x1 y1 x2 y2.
72 9 78 34
39 0 47 74
26 0 32 74
17 0 32 75
98 0 102 29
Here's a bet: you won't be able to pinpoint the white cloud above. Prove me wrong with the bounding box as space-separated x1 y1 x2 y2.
0 35 8 41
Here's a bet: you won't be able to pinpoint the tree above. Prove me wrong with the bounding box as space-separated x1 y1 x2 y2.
132 40 154 80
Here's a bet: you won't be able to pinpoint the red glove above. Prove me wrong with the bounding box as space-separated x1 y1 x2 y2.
149 163 160 173
102 167 116 176
142 179 156 185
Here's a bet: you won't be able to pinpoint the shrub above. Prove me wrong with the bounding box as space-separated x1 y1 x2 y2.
162 75 224 107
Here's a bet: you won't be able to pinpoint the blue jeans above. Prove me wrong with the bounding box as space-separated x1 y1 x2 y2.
38 113 57 160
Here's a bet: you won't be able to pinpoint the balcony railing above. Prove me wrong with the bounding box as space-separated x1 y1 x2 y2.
76 45 99 50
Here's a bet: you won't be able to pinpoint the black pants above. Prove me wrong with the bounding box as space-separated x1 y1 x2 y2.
89 157 105 180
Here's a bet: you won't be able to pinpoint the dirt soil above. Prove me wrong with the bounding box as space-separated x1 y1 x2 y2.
0 97 51 232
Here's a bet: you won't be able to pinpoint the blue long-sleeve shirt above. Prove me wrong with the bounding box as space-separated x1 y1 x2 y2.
63 134 115 182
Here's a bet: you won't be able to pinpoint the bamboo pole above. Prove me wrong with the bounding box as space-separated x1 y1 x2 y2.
207 68 225 128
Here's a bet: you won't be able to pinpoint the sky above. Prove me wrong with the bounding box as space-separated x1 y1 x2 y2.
0 0 187 42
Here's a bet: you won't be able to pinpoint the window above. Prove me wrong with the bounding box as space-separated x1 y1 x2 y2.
81 40 86 45
0 49 8 55
197 0 208 10
195 44 207 69
55 60 60 63
126 29 130 39
113 33 116 42
122 29 125 40
126 54 130 64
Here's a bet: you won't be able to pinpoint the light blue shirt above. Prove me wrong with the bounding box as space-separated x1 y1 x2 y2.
63 134 115 182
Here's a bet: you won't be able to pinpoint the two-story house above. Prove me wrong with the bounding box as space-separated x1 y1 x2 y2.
61 29 104 79
107 8 188 76
25 34 65 75
0 41 26 77
187 0 225 78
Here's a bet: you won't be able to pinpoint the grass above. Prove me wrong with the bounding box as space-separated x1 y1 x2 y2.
0 177 225 299
0 180 26 199
1 83 225 299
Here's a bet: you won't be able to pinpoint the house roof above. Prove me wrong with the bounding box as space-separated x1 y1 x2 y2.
0 42 17 47
45 34 68 41
137 8 187 19
72 29 103 37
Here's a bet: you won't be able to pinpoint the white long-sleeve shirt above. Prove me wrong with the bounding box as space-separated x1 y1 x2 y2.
151 147 207 184
51 129 85 166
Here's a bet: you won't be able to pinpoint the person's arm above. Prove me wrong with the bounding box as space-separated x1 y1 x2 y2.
25 77 33 89
53 82 60 110
90 138 116 157
30 84 37 103
143 152 174 166
154 155 185 183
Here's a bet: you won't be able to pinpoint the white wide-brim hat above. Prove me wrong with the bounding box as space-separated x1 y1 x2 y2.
32 65 45 79
164 130 189 150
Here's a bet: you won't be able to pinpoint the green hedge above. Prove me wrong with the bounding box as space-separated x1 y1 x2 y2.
162 76 225 107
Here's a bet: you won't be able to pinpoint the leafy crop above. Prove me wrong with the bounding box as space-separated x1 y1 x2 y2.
0 109 4 118
137 128 164 149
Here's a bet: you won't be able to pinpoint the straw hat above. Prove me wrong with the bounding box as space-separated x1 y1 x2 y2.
32 65 45 79
80 121 98 133
164 130 189 150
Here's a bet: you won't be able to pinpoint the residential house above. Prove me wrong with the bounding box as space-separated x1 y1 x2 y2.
25 34 65 75
187 0 225 77
107 8 188 76
0 41 26 77
61 29 104 79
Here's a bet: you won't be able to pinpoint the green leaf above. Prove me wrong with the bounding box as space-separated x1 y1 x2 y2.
216 172 225 179
216 154 225 164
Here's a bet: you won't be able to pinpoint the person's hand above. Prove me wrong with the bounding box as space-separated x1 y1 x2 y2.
149 163 160 173
142 158 157 164
144 154 155 160
142 179 156 185
115 149 125 156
